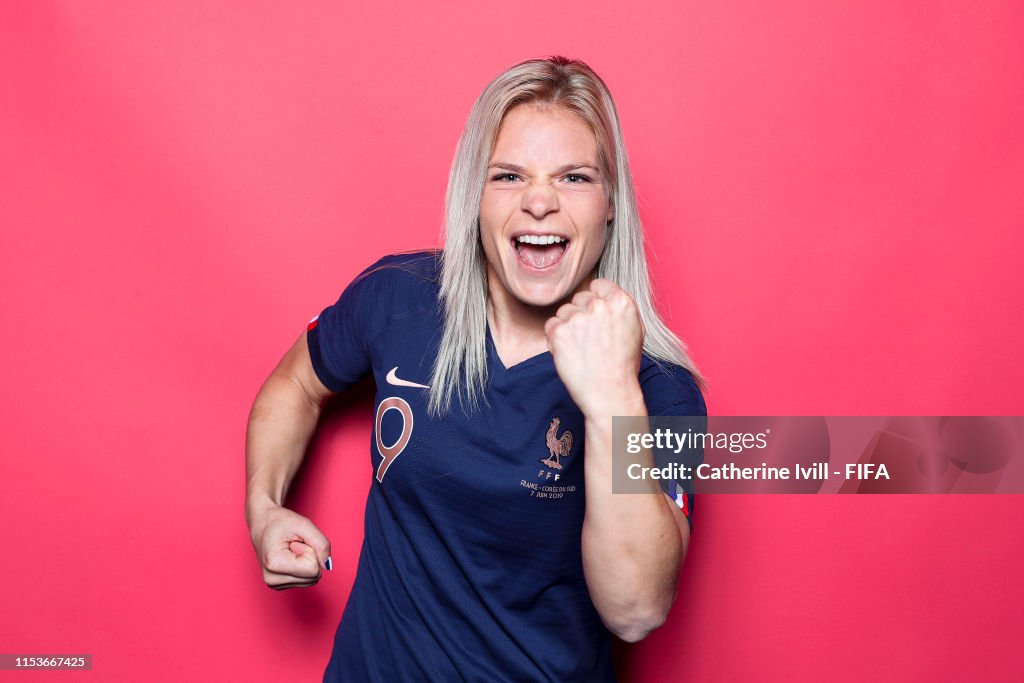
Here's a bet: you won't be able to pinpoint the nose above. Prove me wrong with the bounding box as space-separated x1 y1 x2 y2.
520 179 559 219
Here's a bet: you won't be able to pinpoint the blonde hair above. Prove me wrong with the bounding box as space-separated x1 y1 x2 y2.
428 55 704 416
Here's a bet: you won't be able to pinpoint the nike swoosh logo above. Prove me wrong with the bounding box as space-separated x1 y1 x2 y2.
386 367 431 389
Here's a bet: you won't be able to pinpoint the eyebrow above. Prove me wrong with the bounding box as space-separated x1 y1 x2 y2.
488 162 601 175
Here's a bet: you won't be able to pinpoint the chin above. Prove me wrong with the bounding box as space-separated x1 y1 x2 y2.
509 278 574 309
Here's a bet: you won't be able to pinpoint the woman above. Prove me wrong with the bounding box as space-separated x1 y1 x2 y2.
245 55 706 682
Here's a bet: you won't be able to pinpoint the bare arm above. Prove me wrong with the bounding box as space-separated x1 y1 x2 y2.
245 331 337 589
544 279 690 642
580 394 689 642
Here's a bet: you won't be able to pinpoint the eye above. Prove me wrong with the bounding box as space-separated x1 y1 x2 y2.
491 173 521 182
564 174 592 184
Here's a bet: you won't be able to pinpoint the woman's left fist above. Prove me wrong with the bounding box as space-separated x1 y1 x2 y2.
544 278 645 417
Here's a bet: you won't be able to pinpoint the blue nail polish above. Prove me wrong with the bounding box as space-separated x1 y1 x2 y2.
325 556 333 571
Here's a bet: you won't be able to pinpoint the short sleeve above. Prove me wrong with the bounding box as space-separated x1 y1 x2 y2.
305 261 391 393
639 360 707 531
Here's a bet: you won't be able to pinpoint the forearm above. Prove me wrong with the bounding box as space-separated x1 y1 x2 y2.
245 372 323 526
581 392 682 642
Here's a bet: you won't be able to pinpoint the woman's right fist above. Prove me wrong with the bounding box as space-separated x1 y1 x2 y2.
247 503 332 590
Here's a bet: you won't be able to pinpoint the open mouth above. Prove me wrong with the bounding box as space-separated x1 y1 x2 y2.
512 234 570 270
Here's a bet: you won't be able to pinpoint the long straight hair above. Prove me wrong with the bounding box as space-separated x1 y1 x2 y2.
427 55 704 416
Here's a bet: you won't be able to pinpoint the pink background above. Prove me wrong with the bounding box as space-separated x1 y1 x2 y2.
2 2 1022 681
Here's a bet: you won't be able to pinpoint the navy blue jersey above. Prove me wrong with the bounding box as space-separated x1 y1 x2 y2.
307 250 705 682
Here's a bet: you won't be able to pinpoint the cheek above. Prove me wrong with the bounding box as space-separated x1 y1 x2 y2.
570 191 610 220
584 233 608 265
478 217 502 251
573 199 611 242
477 218 508 268
576 214 609 268
478 195 506 237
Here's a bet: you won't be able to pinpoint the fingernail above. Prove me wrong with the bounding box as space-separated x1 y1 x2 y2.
325 556 333 571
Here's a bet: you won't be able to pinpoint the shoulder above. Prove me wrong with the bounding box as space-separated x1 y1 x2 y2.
346 249 441 308
638 355 707 417
318 249 441 326
353 249 441 288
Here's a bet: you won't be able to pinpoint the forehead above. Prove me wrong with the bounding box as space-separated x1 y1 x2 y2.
491 104 598 161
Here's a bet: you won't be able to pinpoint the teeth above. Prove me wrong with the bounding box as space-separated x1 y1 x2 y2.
515 235 566 245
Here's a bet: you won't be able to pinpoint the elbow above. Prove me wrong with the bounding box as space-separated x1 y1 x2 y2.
604 581 679 643
607 606 670 643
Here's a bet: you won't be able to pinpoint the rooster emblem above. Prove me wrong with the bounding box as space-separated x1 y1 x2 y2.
541 417 574 470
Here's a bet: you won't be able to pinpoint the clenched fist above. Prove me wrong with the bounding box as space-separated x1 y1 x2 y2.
544 278 645 418
248 503 332 590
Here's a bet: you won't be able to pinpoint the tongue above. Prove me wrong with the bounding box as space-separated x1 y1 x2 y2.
518 243 564 269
